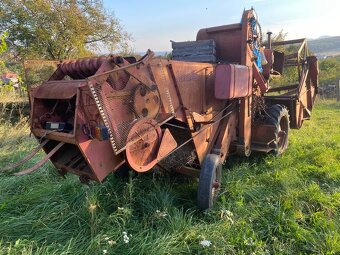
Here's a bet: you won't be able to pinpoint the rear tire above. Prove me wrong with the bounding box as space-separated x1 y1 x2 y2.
197 154 222 210
266 105 290 156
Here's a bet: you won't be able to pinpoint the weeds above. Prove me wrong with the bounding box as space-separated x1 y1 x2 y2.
0 100 339 254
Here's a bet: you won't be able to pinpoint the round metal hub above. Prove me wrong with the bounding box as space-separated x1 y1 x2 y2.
276 116 289 154
125 118 161 172
133 84 160 119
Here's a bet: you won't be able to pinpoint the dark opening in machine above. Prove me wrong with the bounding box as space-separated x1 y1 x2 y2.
32 96 77 134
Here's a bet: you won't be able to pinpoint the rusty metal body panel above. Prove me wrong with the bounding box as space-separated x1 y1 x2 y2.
215 64 252 99
197 24 242 63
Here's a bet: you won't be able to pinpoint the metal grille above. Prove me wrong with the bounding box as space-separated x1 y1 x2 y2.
88 64 175 155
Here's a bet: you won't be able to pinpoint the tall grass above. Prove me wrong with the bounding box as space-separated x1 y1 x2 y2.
0 100 339 255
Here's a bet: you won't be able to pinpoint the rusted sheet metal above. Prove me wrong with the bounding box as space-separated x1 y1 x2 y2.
168 61 222 163
215 64 252 99
156 128 177 160
270 38 306 47
253 64 268 93
251 124 276 145
197 23 242 63
31 129 77 144
169 61 215 115
34 80 85 99
14 142 65 176
78 138 123 182
151 59 180 117
211 109 237 162
125 119 162 172
237 10 256 156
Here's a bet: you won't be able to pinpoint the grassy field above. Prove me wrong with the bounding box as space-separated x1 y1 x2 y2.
0 100 339 255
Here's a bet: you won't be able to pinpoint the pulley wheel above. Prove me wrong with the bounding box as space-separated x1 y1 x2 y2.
133 84 160 119
125 118 161 172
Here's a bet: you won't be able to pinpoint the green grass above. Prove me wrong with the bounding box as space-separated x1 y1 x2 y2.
0 100 339 255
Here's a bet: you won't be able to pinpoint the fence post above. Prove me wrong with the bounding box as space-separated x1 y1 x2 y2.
337 80 340 101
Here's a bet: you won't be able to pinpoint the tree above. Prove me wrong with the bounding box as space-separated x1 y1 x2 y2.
0 32 7 54
318 56 340 85
0 0 130 60
0 32 8 74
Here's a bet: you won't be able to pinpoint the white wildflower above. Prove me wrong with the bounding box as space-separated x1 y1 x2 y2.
88 203 97 212
220 209 234 224
104 237 109 241
123 231 130 244
225 210 233 217
200 240 212 247
155 209 168 218
103 249 108 254
108 240 116 246
117 207 127 214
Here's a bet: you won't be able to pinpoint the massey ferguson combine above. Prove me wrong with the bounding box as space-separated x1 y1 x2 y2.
2 9 318 209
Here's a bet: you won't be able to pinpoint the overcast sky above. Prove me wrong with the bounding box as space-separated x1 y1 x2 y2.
103 0 340 52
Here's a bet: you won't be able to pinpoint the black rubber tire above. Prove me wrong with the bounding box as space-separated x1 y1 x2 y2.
266 104 290 156
197 154 222 210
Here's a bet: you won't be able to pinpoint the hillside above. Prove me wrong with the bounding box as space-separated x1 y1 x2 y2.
308 36 340 58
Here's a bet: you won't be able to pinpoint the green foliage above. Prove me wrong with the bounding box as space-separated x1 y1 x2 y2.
266 31 340 88
318 56 340 85
0 100 339 254
270 55 340 88
0 32 7 54
25 65 56 87
0 32 8 74
0 0 130 60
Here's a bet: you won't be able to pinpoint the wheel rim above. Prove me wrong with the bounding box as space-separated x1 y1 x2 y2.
277 116 289 153
211 165 221 200
197 154 222 209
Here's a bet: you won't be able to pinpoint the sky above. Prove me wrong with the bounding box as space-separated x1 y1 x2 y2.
103 0 340 52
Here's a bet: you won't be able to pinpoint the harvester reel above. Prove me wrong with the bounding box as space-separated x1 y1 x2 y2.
133 84 161 119
125 118 162 172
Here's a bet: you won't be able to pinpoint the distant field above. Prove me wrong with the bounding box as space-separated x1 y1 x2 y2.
0 100 339 255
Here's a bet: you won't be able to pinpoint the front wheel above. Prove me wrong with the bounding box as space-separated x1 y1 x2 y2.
197 154 222 210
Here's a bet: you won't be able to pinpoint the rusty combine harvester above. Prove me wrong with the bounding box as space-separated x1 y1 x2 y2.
3 9 318 209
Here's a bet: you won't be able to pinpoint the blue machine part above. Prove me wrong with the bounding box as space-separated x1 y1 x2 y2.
250 18 263 72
